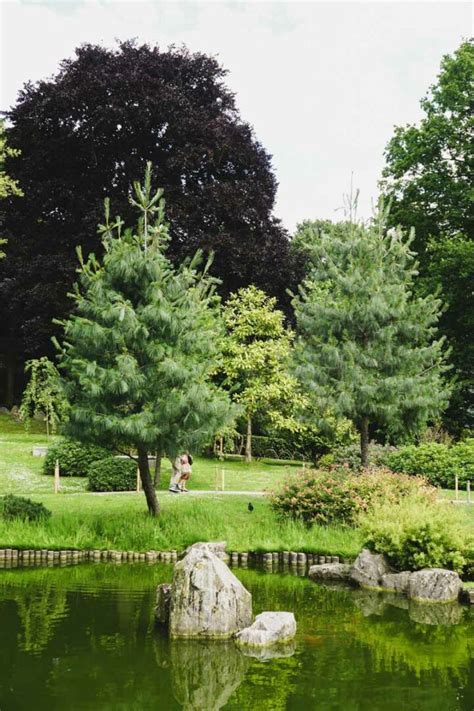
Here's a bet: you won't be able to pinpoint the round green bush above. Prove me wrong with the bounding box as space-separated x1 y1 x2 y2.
269 467 433 527
386 439 474 488
0 494 51 522
360 498 470 573
87 457 137 492
43 438 110 477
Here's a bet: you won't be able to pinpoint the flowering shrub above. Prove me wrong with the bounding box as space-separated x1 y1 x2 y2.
269 467 434 527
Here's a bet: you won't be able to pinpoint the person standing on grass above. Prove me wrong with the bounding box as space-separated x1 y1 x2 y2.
178 452 193 492
169 455 183 493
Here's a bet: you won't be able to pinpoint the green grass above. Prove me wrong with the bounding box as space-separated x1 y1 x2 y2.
1 413 472 557
0 492 361 556
0 413 299 494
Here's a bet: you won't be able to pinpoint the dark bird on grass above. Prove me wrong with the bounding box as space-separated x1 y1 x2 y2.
248 502 254 512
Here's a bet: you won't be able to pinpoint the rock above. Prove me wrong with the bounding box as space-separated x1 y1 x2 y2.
409 600 463 626
155 583 172 625
166 640 248 711
32 446 49 457
235 612 296 648
380 572 411 595
183 541 228 561
308 563 351 582
408 568 462 603
169 547 252 639
0 406 9 414
350 549 392 589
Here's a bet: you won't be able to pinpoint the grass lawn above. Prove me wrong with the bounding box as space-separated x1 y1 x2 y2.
1 413 472 556
0 414 300 495
0 492 362 556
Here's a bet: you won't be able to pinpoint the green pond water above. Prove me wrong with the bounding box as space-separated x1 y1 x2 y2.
0 564 473 710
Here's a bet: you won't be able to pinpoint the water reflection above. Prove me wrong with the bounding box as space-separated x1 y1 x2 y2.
0 564 472 710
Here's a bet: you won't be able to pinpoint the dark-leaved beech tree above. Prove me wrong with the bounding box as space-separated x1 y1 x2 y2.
55 165 236 516
293 203 451 467
0 41 291 395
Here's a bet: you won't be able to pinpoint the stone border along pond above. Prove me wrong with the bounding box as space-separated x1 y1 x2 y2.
1 545 473 606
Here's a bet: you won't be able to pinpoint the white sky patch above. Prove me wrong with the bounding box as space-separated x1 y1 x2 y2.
0 1 471 232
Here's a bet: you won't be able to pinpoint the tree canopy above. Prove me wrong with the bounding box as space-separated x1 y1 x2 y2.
0 40 291 368
381 38 474 432
293 205 451 466
56 164 235 515
220 286 302 461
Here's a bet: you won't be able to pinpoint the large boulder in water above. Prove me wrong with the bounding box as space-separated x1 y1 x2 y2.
408 569 462 603
169 546 252 639
350 549 392 589
235 612 296 648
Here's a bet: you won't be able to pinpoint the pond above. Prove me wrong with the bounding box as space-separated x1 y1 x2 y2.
0 563 473 710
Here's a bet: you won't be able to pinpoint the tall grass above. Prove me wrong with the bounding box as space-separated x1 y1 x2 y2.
0 494 362 557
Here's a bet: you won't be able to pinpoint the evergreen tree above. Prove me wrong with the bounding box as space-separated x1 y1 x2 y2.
56 164 235 515
293 203 451 467
220 286 302 461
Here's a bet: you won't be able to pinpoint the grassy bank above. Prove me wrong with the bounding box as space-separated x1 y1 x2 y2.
0 492 362 556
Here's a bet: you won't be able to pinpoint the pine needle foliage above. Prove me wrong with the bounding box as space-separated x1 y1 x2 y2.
55 163 235 515
293 203 451 466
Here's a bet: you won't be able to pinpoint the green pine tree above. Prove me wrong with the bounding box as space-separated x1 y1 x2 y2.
293 202 451 467
55 163 235 515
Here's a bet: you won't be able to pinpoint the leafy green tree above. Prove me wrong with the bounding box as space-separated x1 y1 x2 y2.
381 39 474 431
293 205 451 467
220 286 302 461
19 357 68 437
56 164 235 515
0 120 23 260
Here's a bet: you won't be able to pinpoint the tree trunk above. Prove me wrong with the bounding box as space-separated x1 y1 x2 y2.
245 415 252 463
138 448 159 516
153 449 162 487
360 418 369 468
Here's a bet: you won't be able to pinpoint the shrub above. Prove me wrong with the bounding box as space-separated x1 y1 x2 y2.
319 441 397 470
269 467 433 527
0 495 51 522
386 439 474 488
359 498 470 573
87 457 137 492
43 438 110 477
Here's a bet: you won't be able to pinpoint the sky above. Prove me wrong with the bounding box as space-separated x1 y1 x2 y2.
0 0 471 233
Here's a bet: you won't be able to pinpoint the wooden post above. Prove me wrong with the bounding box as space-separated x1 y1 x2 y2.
54 459 60 494
455 474 459 501
467 480 471 504
136 466 141 493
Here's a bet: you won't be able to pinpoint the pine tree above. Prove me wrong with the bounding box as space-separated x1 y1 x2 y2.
56 164 235 515
293 203 451 467
220 286 302 462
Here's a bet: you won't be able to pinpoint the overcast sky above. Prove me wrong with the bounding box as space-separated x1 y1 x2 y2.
0 1 471 232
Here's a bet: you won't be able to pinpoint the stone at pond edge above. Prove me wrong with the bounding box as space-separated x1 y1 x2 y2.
408 600 463 625
235 612 296 648
408 568 462 603
350 549 392 589
183 541 228 561
155 584 172 625
169 547 252 639
308 563 351 582
380 572 411 595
